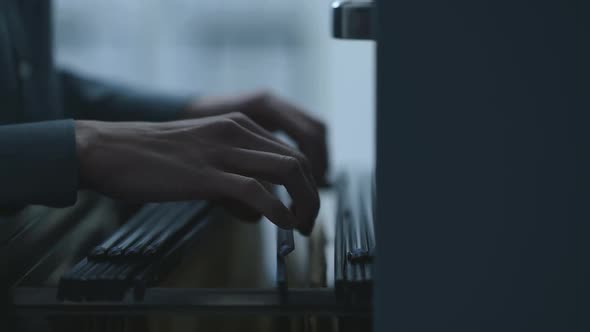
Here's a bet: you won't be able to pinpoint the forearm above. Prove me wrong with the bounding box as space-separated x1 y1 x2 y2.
0 120 78 208
60 70 191 122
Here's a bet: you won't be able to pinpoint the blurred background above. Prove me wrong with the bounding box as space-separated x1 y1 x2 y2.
53 0 375 169
53 0 375 282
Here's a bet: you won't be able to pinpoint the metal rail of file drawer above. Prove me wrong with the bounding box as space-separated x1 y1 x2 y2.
11 287 371 316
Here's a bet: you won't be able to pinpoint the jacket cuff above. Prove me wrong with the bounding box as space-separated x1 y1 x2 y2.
0 120 78 208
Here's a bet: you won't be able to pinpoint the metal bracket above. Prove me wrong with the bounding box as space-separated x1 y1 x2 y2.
332 1 375 40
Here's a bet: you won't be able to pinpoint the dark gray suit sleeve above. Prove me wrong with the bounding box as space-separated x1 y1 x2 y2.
0 120 78 208
60 70 191 122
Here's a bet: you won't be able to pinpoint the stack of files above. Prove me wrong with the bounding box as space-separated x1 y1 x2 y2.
57 201 211 301
334 171 375 304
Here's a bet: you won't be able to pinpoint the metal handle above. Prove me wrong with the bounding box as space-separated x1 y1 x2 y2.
332 1 374 40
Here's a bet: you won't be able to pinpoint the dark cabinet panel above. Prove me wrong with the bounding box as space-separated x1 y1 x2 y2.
376 1 590 331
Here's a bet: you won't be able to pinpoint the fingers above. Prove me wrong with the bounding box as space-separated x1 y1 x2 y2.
254 96 329 184
225 112 315 182
219 180 271 223
222 179 273 222
215 148 319 231
215 173 298 229
176 111 320 232
224 112 282 143
218 198 261 222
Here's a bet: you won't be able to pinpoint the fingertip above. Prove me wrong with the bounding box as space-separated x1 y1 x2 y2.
290 200 318 235
275 209 299 231
297 223 314 236
289 203 303 227
316 177 331 188
295 215 315 237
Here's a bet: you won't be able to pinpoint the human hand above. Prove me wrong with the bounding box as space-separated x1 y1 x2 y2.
75 112 319 234
183 92 329 186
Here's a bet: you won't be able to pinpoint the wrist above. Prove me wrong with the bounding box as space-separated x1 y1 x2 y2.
74 120 99 189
